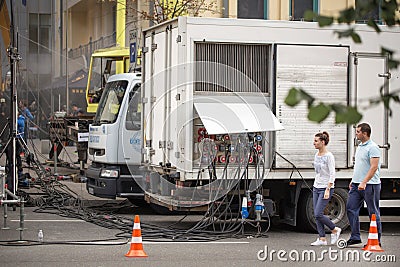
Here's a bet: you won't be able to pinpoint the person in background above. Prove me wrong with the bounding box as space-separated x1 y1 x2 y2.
19 100 34 141
16 111 25 173
29 100 37 118
311 131 341 246
346 123 382 247
70 103 82 116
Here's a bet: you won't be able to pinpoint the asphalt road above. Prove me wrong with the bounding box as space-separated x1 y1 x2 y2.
1 181 399 267
1 141 399 266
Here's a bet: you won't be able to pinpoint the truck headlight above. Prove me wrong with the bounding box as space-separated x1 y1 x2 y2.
100 169 119 178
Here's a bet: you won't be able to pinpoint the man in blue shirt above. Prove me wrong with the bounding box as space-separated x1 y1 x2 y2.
16 112 25 178
19 100 34 141
346 123 381 247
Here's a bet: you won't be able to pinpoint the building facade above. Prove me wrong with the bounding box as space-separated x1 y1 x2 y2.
1 0 387 117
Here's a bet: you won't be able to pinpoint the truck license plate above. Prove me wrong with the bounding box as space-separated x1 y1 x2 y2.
88 187 94 195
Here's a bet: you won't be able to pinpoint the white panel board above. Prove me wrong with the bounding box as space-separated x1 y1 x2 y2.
275 45 348 168
349 55 388 167
194 103 284 135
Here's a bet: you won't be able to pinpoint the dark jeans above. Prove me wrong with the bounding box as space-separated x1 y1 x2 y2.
346 183 382 242
313 187 335 237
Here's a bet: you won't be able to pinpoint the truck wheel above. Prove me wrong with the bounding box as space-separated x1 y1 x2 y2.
297 188 349 232
326 188 349 231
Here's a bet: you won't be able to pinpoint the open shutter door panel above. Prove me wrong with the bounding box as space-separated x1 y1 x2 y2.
194 102 284 135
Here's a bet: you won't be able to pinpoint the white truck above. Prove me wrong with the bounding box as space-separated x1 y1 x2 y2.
86 17 400 231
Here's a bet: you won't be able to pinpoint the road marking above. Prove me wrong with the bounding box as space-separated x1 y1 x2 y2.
143 241 250 244
11 219 83 222
75 241 128 245
360 216 400 222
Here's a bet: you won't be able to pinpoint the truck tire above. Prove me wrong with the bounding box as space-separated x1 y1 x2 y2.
297 188 349 232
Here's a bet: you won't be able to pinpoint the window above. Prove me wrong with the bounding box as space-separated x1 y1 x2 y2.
291 0 314 21
94 80 128 124
355 0 380 24
125 84 141 131
29 14 51 54
87 57 129 103
237 0 265 19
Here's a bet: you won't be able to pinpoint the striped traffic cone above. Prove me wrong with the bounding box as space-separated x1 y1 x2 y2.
362 214 384 252
125 215 148 258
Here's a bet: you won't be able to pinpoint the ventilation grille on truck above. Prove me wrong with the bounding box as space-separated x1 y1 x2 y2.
194 42 269 93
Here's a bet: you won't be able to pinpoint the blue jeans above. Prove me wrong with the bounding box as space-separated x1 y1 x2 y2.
346 183 381 242
313 187 335 237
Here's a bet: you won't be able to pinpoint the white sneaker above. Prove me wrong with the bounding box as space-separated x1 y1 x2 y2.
330 227 342 245
311 238 327 246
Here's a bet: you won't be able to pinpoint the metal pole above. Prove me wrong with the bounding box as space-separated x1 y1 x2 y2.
2 203 9 230
65 0 69 114
8 0 18 195
37 2 40 128
54 142 58 174
60 0 63 76
18 197 25 241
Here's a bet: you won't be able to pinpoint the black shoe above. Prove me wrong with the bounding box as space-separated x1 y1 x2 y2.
346 239 362 247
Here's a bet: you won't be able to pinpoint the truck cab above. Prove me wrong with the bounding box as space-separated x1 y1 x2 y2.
86 73 144 200
86 47 130 113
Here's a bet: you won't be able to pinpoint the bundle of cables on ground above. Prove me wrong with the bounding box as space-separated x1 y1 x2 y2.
6 144 271 246
1 125 272 245
22 168 270 242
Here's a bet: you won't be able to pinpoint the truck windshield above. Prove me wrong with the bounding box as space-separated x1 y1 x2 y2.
87 57 117 104
94 80 128 125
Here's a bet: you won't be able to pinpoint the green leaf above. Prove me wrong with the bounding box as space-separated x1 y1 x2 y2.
335 28 353 38
284 88 315 107
369 98 380 106
298 89 315 107
331 103 346 113
308 103 331 123
350 32 362 43
317 15 334 27
304 10 316 21
388 59 399 69
334 28 362 43
381 0 398 26
334 106 362 124
381 47 399 69
381 47 394 56
367 19 381 33
284 88 301 107
338 8 356 24
382 95 391 110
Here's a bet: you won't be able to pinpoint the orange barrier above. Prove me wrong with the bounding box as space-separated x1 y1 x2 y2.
125 215 148 258
362 214 384 252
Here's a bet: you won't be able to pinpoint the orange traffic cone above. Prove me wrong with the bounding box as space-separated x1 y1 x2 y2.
362 214 384 252
125 215 148 258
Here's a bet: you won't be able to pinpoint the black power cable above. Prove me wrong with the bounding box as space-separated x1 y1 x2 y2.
1 133 276 246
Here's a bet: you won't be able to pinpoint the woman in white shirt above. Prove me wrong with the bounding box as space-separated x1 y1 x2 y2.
311 131 341 246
